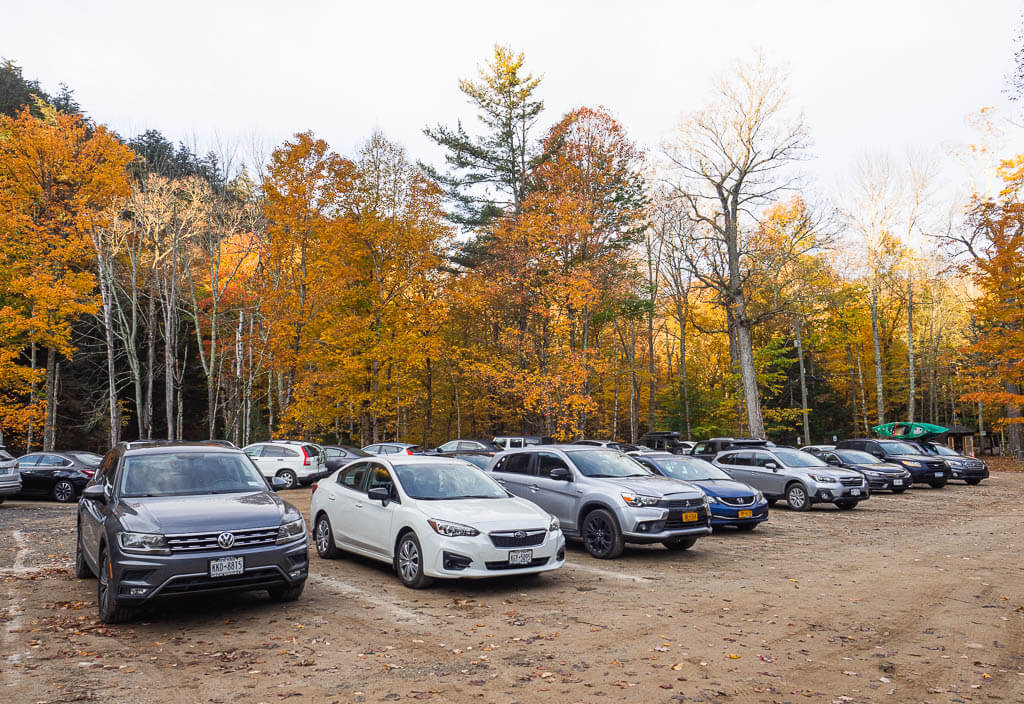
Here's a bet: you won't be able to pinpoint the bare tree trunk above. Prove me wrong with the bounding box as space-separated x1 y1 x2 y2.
733 306 765 438
907 275 915 423
794 315 810 445
870 285 885 424
43 348 57 451
647 308 656 433
856 345 870 435
27 341 36 451
845 343 859 436
145 294 155 439
422 357 433 448
678 308 692 440
99 276 120 447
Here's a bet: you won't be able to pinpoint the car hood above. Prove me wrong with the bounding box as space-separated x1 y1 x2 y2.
416 496 551 531
884 454 936 462
690 478 758 497
117 491 291 534
851 462 906 474
799 467 863 479
592 475 703 498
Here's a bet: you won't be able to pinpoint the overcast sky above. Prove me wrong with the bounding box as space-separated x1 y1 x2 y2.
4 0 1022 193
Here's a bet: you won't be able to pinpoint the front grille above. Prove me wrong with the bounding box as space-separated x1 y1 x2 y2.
717 495 755 507
664 508 709 529
165 526 279 553
484 557 549 571
926 461 946 471
966 461 985 470
160 567 285 595
489 529 546 548
658 496 705 509
839 477 862 487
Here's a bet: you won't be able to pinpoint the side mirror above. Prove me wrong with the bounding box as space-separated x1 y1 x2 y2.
270 476 288 490
81 484 106 503
765 462 779 471
367 486 391 504
549 467 572 481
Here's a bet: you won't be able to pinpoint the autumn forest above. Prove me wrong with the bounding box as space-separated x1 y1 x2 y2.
1 46 1022 456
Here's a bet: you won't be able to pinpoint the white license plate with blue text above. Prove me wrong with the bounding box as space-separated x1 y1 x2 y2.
850 489 861 496
209 556 244 578
934 472 944 477
892 479 903 486
508 549 533 566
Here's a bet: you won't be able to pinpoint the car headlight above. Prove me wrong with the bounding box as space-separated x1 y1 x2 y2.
427 519 480 537
548 515 560 532
118 532 170 555
705 495 721 505
276 517 306 544
807 474 838 483
621 493 660 507
902 460 921 468
862 470 881 477
947 460 964 468
754 490 764 503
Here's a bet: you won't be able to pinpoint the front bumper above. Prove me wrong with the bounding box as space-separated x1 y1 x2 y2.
811 484 869 503
949 465 988 481
905 466 950 483
861 473 911 491
709 501 769 527
423 529 566 579
111 537 309 603
0 481 21 497
620 505 712 543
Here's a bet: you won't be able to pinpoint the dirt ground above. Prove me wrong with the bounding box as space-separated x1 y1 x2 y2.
2 474 1023 704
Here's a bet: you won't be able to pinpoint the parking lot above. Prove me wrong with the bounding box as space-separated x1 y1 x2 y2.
2 475 1023 704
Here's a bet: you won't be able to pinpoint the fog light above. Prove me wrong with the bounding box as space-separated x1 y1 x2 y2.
819 490 831 499
442 551 472 571
128 587 148 596
288 568 305 578
556 548 565 561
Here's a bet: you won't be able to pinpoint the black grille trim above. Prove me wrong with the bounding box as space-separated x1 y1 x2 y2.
489 530 546 548
658 496 705 509
158 567 286 595
717 495 755 507
484 557 549 571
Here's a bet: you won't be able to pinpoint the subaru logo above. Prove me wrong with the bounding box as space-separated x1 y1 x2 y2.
514 530 526 539
217 532 235 549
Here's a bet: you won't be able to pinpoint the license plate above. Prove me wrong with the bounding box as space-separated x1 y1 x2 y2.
0 468 8 475
892 479 903 486
209 556 244 578
934 472 944 477
738 510 753 518
850 489 861 496
508 549 533 566
682 512 699 522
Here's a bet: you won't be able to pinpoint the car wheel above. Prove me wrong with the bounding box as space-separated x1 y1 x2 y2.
74 529 93 579
892 487 907 494
314 513 342 559
97 549 134 624
395 532 433 589
268 581 305 602
965 478 982 486
736 523 758 532
662 536 698 551
581 508 625 559
834 500 857 510
276 469 297 489
766 498 778 507
785 483 810 511
928 480 947 489
52 480 76 503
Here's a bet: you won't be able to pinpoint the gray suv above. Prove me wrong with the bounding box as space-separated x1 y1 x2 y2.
713 446 869 511
486 446 711 558
76 443 308 623
0 446 21 502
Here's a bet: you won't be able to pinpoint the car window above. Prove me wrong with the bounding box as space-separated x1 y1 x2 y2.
244 445 263 457
493 453 532 475
458 441 484 451
772 448 826 467
367 465 396 496
566 450 653 478
69 452 102 467
509 438 524 448
438 441 460 452
41 454 71 467
536 452 570 478
573 440 600 446
751 452 776 467
259 445 284 457
877 441 918 455
325 447 341 457
120 452 268 497
454 453 490 469
836 449 877 464
338 462 368 491
98 452 118 491
655 457 732 480
693 443 709 455
17 454 41 467
395 462 507 500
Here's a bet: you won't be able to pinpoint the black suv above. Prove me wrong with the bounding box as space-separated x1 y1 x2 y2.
834 438 950 488
690 437 771 461
907 441 989 485
76 443 308 623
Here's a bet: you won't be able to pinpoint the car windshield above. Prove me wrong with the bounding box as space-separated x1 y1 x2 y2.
878 441 919 455
926 444 958 456
394 462 507 500
121 452 269 497
566 450 653 478
343 446 371 457
773 448 826 467
69 452 103 466
652 457 731 481
836 450 880 464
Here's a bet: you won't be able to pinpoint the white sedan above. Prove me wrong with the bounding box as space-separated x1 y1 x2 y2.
310 455 565 588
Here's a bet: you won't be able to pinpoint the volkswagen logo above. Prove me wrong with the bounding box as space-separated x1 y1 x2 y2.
514 530 526 539
217 532 236 549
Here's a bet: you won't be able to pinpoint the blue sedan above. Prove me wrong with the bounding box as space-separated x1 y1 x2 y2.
631 453 769 531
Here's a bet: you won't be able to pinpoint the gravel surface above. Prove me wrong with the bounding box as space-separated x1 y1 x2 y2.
1 475 1022 704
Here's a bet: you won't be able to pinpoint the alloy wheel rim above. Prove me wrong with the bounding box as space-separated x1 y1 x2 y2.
585 517 610 554
316 519 330 554
55 482 72 501
398 540 419 582
790 487 806 507
99 558 110 607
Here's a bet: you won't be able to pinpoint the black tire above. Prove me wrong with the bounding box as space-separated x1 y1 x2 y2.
965 478 982 486
0 497 5 504
892 487 907 494
736 523 758 532
52 480 76 503
928 480 947 489
394 532 433 589
766 498 778 507
581 508 625 559
268 581 305 602
834 500 857 510
276 469 297 489
97 549 135 624
314 513 342 559
662 536 698 551
786 483 811 511
74 529 93 578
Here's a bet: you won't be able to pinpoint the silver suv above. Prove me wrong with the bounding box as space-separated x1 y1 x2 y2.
0 446 21 503
713 446 869 511
486 446 711 558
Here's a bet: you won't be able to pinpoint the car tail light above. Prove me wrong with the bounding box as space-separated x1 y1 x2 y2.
406 448 414 455
311 482 318 492
301 447 311 466
82 469 96 477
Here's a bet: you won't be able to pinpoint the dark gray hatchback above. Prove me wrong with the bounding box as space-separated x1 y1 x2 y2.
76 443 308 623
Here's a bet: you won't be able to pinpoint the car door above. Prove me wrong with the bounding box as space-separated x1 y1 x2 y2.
529 452 579 531
489 452 534 499
350 464 398 557
749 451 788 496
79 452 118 565
244 444 275 478
16 454 44 494
715 451 750 483
322 462 370 550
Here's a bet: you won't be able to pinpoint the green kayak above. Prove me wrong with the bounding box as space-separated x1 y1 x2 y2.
872 422 948 440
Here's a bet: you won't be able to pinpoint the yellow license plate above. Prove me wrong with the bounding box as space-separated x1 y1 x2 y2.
682 512 699 522
738 510 753 518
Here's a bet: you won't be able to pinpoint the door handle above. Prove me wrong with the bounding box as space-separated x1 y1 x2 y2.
355 502 364 508
328 495 336 501
529 485 539 491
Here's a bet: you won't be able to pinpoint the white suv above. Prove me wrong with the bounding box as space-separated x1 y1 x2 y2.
243 441 325 489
